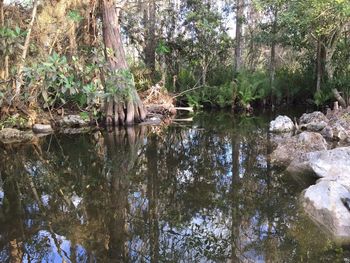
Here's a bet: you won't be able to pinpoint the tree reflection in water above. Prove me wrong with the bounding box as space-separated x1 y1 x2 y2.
0 112 349 262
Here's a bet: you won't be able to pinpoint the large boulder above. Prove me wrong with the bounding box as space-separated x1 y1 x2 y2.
270 132 328 167
0 128 35 144
302 179 350 242
286 146 350 242
299 111 329 132
269 115 295 133
287 147 350 178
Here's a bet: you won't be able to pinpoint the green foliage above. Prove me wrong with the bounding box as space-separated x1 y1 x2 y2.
0 26 26 58
67 10 83 22
130 63 153 91
313 89 332 107
235 71 268 107
177 69 197 91
156 40 170 55
24 52 104 111
104 68 135 100
0 114 28 129
186 82 233 109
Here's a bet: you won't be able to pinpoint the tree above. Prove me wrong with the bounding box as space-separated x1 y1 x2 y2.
144 0 157 77
15 0 39 97
280 0 350 105
0 0 6 80
101 0 146 126
234 0 244 72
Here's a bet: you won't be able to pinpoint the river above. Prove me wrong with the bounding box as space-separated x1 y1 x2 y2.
0 110 349 262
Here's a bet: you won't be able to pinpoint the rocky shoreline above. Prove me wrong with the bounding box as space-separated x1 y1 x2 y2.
269 107 350 243
0 112 172 145
0 85 180 145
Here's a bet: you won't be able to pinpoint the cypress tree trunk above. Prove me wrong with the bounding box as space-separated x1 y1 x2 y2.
101 0 146 126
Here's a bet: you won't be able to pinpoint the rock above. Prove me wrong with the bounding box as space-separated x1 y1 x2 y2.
140 116 162 126
58 115 89 128
302 179 350 242
270 132 327 167
287 147 350 178
60 127 92 134
288 147 350 242
269 132 294 150
332 122 350 141
32 124 53 134
0 128 35 144
320 126 334 140
269 115 295 133
299 111 329 132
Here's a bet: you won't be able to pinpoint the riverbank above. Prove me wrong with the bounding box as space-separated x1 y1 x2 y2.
0 86 181 144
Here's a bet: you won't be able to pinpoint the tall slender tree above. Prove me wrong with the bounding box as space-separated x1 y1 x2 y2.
234 0 244 72
269 6 278 105
144 0 157 77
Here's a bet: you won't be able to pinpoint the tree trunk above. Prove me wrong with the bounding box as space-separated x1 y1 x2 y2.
68 1 77 56
234 0 244 73
144 0 157 77
14 0 38 97
146 136 160 263
231 129 241 261
101 0 146 126
0 0 7 80
316 39 322 92
269 8 277 106
332 88 347 108
0 0 3 26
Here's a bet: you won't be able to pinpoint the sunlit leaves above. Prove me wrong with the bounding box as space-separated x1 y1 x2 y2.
67 9 83 22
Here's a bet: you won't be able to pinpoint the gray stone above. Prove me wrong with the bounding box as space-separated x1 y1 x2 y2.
299 111 329 132
287 147 350 178
58 115 89 128
287 146 350 242
270 132 327 167
269 115 295 133
302 179 350 242
333 122 350 141
0 128 35 144
33 124 53 134
320 126 334 140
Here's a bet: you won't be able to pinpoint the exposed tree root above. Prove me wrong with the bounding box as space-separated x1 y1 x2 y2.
105 91 146 126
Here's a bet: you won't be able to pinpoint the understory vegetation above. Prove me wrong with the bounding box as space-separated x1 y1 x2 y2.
0 0 349 125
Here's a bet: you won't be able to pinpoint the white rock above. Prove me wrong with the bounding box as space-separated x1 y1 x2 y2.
287 147 350 178
269 115 295 133
33 124 53 133
302 180 350 242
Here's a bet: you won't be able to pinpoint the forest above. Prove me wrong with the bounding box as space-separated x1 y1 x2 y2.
0 0 349 127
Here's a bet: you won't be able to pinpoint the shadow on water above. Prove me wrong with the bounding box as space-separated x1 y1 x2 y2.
0 111 349 262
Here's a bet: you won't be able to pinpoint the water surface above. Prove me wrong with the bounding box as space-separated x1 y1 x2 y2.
0 110 349 262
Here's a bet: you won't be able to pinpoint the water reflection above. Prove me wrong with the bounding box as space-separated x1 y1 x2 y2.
0 112 349 262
